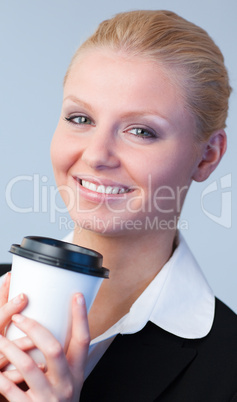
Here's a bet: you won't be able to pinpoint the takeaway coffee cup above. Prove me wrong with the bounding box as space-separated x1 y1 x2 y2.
6 236 109 367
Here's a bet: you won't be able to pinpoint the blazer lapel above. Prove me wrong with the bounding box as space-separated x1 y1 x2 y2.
80 322 197 401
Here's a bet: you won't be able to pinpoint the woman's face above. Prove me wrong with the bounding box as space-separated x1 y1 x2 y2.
51 49 202 236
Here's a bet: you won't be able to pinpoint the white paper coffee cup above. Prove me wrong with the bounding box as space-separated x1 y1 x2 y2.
6 236 109 369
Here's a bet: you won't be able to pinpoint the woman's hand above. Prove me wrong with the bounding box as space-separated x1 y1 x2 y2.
0 273 32 373
0 273 28 336
0 292 90 401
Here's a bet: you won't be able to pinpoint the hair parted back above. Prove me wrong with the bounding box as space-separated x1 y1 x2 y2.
65 10 232 142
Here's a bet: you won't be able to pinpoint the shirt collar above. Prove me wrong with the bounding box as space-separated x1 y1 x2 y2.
63 232 215 341
149 232 215 339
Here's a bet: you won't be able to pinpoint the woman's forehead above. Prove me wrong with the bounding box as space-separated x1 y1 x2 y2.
66 47 182 96
63 49 196 139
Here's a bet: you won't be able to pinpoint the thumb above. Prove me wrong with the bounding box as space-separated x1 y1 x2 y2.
66 293 90 383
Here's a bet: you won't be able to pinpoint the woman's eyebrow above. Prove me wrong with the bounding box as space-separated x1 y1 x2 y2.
120 110 171 125
63 95 94 113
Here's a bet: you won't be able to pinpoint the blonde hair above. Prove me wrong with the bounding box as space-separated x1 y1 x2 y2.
65 10 232 142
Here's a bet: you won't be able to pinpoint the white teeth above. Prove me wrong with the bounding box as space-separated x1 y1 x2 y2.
112 187 120 194
88 182 96 192
81 180 89 189
81 180 95 192
80 180 128 195
97 185 105 193
105 186 113 194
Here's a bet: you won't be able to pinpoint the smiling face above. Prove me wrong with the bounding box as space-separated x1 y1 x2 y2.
51 48 202 236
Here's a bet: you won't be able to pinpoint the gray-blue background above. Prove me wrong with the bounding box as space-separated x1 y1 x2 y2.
1 0 236 312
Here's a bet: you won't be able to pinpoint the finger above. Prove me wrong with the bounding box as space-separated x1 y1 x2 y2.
0 371 29 402
0 293 28 334
67 293 90 380
2 367 25 384
0 336 34 369
13 335 34 352
0 335 50 396
10 314 77 400
3 363 46 384
11 314 72 392
0 273 11 308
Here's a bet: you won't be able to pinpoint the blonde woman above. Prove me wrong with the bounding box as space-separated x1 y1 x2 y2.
0 10 236 402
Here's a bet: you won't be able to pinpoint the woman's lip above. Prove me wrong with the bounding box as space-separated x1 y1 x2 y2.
73 174 131 189
72 176 134 202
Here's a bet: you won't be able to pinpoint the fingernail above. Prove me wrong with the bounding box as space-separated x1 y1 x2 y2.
38 363 46 372
12 314 24 323
76 293 85 306
12 294 25 304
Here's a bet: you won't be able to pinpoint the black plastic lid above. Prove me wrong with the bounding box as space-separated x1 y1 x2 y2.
10 236 109 278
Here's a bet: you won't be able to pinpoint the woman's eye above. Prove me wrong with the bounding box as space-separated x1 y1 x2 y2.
65 115 92 125
128 127 156 139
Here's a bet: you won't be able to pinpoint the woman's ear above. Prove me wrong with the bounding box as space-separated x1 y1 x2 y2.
192 129 227 183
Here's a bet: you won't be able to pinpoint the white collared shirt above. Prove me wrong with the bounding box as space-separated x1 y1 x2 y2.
63 232 215 378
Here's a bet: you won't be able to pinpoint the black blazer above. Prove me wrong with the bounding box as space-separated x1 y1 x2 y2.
80 298 237 402
0 264 11 277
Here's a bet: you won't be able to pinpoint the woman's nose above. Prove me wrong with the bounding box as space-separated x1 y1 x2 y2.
81 130 120 170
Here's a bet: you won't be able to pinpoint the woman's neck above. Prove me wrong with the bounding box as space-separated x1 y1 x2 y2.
73 227 177 339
